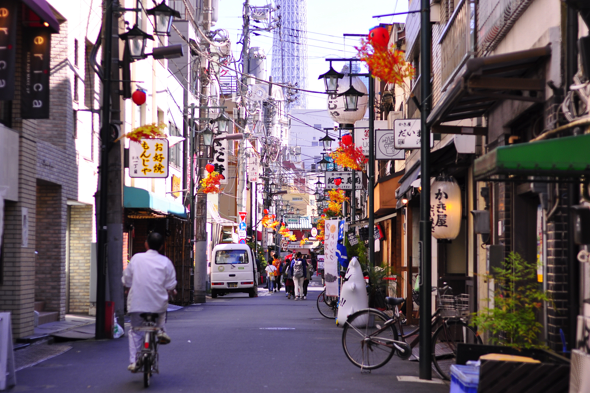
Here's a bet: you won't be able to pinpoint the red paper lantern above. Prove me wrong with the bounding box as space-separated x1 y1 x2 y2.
334 178 342 186
341 134 353 146
132 89 146 106
263 209 268 215
323 208 328 213
205 163 215 173
368 26 390 49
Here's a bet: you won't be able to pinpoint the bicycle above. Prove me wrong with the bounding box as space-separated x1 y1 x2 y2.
133 313 161 387
317 288 338 319
341 285 482 380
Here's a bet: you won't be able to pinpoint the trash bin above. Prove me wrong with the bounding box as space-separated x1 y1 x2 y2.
450 364 479 393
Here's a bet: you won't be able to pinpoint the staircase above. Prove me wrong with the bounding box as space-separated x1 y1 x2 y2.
35 301 59 325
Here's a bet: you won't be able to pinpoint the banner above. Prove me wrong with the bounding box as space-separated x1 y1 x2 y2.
212 138 228 184
21 28 51 119
129 139 169 178
0 1 18 100
324 219 340 297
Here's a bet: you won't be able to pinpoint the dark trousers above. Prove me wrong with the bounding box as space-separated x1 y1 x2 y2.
274 276 282 291
303 279 309 296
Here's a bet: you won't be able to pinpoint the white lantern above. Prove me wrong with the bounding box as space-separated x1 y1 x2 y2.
326 65 368 126
430 176 462 240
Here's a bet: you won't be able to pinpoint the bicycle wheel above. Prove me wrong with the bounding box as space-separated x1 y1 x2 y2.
342 309 398 370
143 356 151 387
432 320 482 380
316 289 337 319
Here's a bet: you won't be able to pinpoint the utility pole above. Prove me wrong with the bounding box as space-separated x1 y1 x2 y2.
96 0 124 339
419 0 433 380
237 0 251 214
194 0 213 303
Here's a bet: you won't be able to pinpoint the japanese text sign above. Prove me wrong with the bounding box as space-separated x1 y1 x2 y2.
212 138 228 184
129 139 169 178
394 119 433 149
325 171 363 190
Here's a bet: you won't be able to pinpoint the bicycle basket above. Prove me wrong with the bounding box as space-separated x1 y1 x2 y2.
438 294 458 318
456 294 470 317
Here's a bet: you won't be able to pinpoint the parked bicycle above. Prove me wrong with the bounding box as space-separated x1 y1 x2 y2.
317 288 338 319
341 285 481 380
133 313 162 387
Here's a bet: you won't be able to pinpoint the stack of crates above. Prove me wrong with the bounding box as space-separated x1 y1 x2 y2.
450 364 479 393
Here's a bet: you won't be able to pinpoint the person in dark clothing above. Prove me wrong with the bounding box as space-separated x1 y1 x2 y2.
283 258 295 299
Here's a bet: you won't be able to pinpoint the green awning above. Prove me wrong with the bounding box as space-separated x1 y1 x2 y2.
124 186 187 218
474 134 590 181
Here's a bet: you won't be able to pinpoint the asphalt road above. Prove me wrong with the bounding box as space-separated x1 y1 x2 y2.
15 285 450 392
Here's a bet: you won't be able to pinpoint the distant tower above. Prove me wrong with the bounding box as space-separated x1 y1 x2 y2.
271 0 308 109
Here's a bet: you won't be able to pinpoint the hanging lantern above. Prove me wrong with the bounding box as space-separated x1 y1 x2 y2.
341 134 353 146
132 89 146 105
263 209 268 215
334 178 342 186
205 163 215 173
430 175 462 240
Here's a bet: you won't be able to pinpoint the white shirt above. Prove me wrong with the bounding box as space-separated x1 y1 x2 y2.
122 249 177 313
265 264 276 277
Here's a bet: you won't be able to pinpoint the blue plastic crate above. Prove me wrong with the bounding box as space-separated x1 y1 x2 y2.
450 364 480 393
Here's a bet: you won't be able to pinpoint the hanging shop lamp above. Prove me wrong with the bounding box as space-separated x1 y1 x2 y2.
146 1 181 36
119 24 154 60
318 63 344 94
430 175 462 240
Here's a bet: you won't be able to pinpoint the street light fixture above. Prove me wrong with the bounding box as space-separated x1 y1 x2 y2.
338 84 366 112
319 129 336 151
270 182 278 193
119 24 154 61
146 1 181 36
214 111 232 134
318 63 344 94
202 126 214 147
318 155 330 172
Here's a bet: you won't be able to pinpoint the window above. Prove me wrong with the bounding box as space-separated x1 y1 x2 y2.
73 110 77 138
169 123 182 168
312 142 318 147
74 76 79 103
215 250 249 265
314 124 321 130
84 41 95 109
74 39 79 68
0 101 12 128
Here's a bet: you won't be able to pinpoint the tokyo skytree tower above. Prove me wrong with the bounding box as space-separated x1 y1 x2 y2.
271 0 308 109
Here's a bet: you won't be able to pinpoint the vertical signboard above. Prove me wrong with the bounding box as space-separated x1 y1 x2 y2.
0 1 17 100
212 138 228 184
238 211 247 244
324 219 340 296
21 28 51 119
129 139 169 178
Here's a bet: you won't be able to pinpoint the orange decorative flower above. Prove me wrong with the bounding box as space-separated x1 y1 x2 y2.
299 237 308 246
199 171 224 194
115 123 167 143
329 141 368 171
278 225 291 237
289 234 297 241
355 38 415 86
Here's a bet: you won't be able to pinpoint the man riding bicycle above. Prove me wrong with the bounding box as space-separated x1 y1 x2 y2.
122 232 177 372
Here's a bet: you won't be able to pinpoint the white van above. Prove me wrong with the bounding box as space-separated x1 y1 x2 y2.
210 244 258 298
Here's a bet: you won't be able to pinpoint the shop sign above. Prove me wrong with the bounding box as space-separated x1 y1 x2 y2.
212 138 228 184
21 28 51 119
325 171 362 190
129 139 169 178
0 1 18 100
171 175 181 198
375 129 404 160
393 119 433 149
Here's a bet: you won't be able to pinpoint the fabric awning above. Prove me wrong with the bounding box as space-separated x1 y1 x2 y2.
473 133 590 181
22 0 61 33
124 186 187 218
395 161 421 200
427 46 551 128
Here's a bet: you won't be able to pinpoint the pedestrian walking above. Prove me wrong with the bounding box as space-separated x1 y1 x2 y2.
283 258 295 299
265 262 277 293
290 252 307 300
122 232 177 373
273 256 282 292
302 258 314 298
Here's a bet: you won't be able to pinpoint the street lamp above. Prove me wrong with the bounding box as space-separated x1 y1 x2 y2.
202 126 214 147
318 155 330 172
119 24 154 61
318 63 344 93
214 111 232 134
146 1 181 36
338 85 366 112
270 182 278 193
320 128 335 151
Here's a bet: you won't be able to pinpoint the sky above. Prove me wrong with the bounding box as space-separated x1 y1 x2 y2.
215 0 409 109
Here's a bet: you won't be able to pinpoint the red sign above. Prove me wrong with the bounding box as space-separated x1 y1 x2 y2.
238 211 247 222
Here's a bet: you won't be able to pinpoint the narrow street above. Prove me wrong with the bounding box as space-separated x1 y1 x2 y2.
15 284 448 392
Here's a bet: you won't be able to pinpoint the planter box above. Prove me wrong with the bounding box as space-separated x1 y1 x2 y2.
456 344 570 393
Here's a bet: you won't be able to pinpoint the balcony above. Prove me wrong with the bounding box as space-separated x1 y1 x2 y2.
439 0 476 90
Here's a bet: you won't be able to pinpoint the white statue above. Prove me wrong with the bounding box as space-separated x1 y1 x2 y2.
336 257 368 326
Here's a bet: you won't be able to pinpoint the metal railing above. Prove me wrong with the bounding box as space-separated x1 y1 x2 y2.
439 0 476 90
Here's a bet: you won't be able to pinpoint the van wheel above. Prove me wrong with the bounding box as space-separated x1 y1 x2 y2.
211 290 218 298
248 288 256 298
